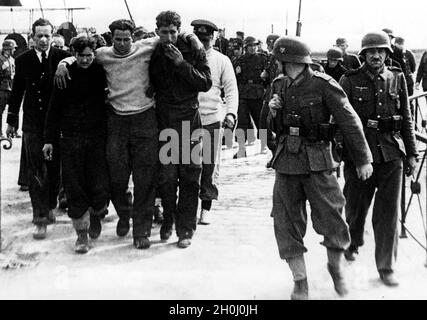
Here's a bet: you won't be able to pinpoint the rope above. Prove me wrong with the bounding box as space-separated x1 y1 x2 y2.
400 220 427 251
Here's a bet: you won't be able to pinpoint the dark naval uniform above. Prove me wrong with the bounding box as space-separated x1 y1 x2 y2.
340 64 417 272
269 66 373 260
235 51 268 138
7 47 71 226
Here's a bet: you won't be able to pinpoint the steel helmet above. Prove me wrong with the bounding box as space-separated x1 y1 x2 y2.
327 47 344 61
359 31 393 55
244 36 259 47
2 39 17 50
266 34 280 46
273 36 312 64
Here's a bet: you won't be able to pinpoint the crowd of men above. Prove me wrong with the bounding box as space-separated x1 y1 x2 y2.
0 11 424 299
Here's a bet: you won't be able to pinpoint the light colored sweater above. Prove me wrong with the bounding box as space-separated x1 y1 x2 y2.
198 48 238 126
96 37 159 115
62 37 159 116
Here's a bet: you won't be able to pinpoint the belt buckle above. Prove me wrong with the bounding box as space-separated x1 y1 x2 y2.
367 120 379 129
289 127 300 136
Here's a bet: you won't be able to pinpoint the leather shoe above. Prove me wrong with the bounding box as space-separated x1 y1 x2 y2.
89 214 102 239
160 225 173 241
19 185 29 192
177 237 192 248
116 218 130 237
379 270 399 287
134 237 151 249
291 278 309 300
33 225 47 240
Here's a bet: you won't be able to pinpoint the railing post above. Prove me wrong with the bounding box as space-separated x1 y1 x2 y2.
0 137 13 253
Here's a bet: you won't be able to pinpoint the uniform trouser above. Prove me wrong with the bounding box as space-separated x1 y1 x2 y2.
0 90 9 134
236 98 263 141
200 122 222 202
272 171 350 260
23 132 60 226
18 137 28 186
343 159 402 272
60 136 110 220
106 109 159 239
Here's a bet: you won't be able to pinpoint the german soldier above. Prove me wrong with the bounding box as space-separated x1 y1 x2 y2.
268 36 373 300
234 36 268 157
0 39 17 137
335 37 361 71
324 47 347 82
339 31 418 286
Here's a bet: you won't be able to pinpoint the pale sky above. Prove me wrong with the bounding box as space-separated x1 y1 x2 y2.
1 0 427 51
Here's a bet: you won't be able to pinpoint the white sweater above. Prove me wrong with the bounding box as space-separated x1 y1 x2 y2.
198 48 238 126
96 37 159 115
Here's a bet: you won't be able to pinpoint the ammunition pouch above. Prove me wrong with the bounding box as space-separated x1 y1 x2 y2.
365 116 402 133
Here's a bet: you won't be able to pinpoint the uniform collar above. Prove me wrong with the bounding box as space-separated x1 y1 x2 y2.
285 65 313 88
361 63 386 81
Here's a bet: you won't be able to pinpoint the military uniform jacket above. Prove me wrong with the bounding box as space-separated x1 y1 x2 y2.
234 52 268 99
7 48 71 133
0 53 14 91
340 64 417 164
268 66 372 175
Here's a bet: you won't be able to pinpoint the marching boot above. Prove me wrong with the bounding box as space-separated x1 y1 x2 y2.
327 248 348 296
73 211 90 254
287 255 309 300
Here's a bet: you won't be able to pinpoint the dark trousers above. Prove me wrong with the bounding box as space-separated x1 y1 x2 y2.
23 132 60 226
344 159 402 272
60 136 109 220
200 121 222 202
272 171 350 260
159 163 202 239
18 137 28 186
237 98 263 140
106 109 159 239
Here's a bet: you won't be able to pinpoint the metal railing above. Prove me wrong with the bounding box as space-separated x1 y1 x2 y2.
401 92 427 267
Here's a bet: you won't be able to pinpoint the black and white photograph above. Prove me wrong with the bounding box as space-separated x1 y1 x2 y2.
0 0 427 305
